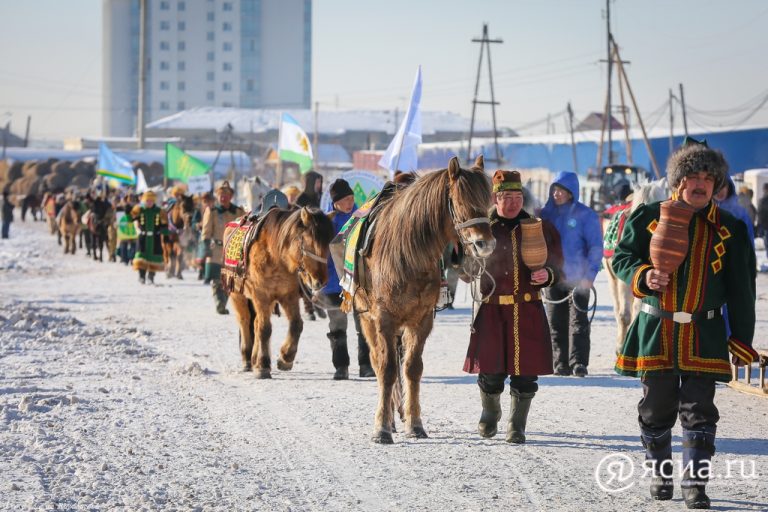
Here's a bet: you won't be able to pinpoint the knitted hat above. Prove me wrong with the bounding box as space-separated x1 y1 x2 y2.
666 138 728 191
216 180 234 196
492 170 522 193
330 179 354 203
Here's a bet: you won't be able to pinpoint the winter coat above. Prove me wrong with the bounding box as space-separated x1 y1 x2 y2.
539 171 603 285
716 179 755 244
2 197 13 222
201 203 246 265
322 206 356 296
463 209 563 376
295 171 323 208
612 200 756 382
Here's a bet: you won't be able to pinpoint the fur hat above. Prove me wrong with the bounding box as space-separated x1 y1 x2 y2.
492 170 523 193
330 179 354 203
142 190 157 202
666 138 728 192
216 181 234 196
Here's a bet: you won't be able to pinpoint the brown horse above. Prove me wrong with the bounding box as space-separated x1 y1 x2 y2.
354 155 495 443
58 200 80 254
163 195 195 279
228 207 335 379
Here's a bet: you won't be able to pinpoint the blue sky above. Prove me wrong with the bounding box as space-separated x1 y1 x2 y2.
2 0 768 140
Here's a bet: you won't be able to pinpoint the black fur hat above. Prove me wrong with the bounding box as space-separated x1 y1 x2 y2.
666 139 728 192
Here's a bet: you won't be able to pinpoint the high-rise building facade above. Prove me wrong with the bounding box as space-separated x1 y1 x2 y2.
102 0 311 137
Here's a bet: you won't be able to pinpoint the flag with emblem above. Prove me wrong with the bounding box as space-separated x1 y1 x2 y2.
278 113 313 174
165 143 211 182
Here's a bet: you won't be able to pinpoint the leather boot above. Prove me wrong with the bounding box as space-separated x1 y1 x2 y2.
640 426 673 500
213 283 229 314
327 330 350 380
681 426 716 509
506 390 534 444
477 391 502 438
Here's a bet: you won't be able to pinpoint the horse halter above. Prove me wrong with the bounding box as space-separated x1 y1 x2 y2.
448 198 491 253
295 238 327 292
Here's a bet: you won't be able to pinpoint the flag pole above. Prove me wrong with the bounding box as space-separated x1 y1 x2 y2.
276 113 284 188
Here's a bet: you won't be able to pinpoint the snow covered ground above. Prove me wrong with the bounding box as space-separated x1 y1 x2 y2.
1 219 766 511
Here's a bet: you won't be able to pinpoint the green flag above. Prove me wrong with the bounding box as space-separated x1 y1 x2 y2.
165 143 210 182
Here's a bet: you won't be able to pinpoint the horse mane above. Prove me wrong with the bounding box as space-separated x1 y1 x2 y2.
372 165 491 295
260 207 334 256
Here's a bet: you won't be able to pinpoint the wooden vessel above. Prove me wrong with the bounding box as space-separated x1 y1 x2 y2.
649 200 696 277
520 218 547 271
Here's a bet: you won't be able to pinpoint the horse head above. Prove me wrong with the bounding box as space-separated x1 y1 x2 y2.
280 207 335 293
447 155 496 258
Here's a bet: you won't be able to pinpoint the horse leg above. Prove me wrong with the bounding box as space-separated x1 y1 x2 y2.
605 258 631 355
230 292 254 371
401 318 431 439
276 298 302 371
370 313 399 444
251 299 273 379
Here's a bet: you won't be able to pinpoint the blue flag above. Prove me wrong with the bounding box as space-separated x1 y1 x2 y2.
97 143 135 184
379 66 422 175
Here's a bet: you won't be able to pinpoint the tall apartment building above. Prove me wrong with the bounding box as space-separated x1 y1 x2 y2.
102 0 311 137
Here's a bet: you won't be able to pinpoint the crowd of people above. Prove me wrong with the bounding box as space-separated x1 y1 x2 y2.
1 144 762 509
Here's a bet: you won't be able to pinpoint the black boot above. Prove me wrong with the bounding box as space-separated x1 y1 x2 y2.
640 426 674 500
477 391 502 438
681 426 715 509
138 269 146 284
148 271 155 285
327 330 350 380
506 390 534 444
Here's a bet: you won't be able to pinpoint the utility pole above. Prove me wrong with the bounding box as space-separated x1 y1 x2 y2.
313 101 319 171
23 116 31 148
466 23 503 165
668 88 675 153
678 83 689 137
137 0 147 150
605 0 613 164
567 102 578 173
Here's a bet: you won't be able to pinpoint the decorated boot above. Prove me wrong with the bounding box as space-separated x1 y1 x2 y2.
640 426 673 500
681 426 716 509
477 391 502 438
506 390 534 444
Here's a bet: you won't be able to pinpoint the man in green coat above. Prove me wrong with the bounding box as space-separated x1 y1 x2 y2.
131 190 169 285
612 140 757 509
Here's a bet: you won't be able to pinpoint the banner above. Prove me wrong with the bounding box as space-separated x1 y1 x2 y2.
279 113 313 174
187 173 212 195
320 170 386 212
378 66 423 176
97 143 135 184
165 143 210 182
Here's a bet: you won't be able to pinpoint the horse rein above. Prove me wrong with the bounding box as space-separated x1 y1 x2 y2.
295 239 328 294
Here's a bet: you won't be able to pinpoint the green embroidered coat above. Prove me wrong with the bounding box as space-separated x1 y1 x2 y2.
612 200 756 382
131 204 169 272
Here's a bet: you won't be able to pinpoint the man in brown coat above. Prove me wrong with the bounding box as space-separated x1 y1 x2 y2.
202 181 245 314
463 170 562 443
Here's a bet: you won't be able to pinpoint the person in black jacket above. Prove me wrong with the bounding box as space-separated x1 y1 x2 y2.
1 189 14 239
757 183 768 261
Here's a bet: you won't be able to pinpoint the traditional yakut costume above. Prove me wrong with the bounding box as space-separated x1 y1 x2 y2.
131 190 168 284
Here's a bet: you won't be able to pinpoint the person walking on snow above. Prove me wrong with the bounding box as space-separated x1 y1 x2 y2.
539 171 603 377
131 190 168 285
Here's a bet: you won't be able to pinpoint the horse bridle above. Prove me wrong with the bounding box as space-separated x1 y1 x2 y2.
448 198 490 250
295 238 328 293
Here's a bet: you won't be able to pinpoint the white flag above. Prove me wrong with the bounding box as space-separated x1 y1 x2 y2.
379 66 423 176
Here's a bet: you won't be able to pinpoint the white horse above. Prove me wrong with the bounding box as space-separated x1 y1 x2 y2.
237 176 272 213
604 177 670 354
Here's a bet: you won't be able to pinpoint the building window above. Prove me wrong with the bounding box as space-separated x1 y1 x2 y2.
160 41 170 51
160 101 170 110
206 91 214 101
178 1 185 11
178 61 186 71
223 42 232 52
223 2 233 11
160 81 169 90
206 31 214 41
177 41 186 51
178 21 186 31
160 61 170 71
222 22 232 31
177 101 186 110
246 79 254 92
178 81 186 91
160 1 170 10
207 12 214 21
160 20 170 30
222 62 232 71
206 71 215 81
222 82 232 92
222 102 233 107
207 51 215 62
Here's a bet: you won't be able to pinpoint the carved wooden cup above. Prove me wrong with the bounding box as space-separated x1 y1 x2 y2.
649 200 696 290
520 218 548 272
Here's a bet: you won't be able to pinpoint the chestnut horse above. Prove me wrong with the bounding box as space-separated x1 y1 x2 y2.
58 200 80 254
228 207 335 379
354 155 496 443
164 195 195 279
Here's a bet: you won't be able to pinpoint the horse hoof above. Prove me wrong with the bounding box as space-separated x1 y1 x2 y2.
371 431 394 444
253 368 272 379
242 363 252 372
405 426 429 439
276 358 293 371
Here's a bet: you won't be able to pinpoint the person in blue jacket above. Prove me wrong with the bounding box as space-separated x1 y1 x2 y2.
321 179 375 380
715 177 755 244
539 171 603 377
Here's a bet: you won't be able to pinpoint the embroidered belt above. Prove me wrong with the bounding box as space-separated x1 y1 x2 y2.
484 291 541 305
640 303 722 324
141 231 155 235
